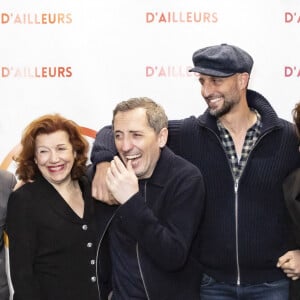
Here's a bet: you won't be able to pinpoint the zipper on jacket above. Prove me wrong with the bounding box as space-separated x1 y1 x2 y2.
233 130 274 285
205 125 276 286
136 181 151 300
206 127 242 285
234 179 240 285
136 243 150 300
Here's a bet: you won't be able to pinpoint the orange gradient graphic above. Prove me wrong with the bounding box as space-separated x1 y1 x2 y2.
0 126 97 170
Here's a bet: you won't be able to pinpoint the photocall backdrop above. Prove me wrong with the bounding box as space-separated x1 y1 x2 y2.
1 0 300 173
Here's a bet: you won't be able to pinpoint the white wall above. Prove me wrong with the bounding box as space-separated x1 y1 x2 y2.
1 0 300 172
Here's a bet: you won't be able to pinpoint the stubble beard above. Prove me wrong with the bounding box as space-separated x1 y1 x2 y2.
209 99 234 119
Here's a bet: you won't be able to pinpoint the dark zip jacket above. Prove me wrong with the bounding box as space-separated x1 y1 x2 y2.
167 89 300 284
94 147 205 300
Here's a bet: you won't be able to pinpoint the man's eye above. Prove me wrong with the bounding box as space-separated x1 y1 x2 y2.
213 78 223 84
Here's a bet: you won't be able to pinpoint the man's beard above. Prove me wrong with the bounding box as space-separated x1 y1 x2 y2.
209 99 235 119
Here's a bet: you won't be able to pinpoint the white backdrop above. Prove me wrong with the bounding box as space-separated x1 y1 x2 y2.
1 0 300 173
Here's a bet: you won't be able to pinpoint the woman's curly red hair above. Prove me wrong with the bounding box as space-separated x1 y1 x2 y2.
14 114 89 181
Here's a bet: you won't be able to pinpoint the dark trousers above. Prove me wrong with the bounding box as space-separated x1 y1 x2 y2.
290 280 300 300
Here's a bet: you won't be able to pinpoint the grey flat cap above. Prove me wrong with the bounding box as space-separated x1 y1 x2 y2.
189 43 254 77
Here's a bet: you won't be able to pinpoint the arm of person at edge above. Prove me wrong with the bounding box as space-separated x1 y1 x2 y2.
91 125 118 204
91 121 183 204
277 250 300 280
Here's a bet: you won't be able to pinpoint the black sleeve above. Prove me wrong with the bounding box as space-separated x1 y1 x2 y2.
91 125 117 164
7 191 41 300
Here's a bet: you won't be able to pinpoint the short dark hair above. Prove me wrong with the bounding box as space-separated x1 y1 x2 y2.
112 97 168 134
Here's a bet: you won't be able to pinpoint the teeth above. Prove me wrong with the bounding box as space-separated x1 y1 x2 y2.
210 97 222 103
48 165 63 171
126 154 140 160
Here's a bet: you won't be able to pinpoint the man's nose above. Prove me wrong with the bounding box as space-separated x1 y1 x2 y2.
201 82 214 98
120 138 133 152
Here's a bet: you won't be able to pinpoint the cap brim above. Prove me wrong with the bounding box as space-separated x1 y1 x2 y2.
188 66 235 78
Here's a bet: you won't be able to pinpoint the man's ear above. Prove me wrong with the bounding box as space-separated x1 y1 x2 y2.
158 127 168 148
239 72 250 89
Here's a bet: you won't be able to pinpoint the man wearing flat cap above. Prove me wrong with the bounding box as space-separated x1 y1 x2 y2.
90 43 300 300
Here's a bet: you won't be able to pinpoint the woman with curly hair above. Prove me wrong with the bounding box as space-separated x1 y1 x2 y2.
6 114 99 300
